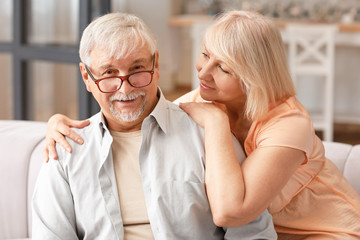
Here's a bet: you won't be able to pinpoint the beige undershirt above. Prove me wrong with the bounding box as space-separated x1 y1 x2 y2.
110 130 154 240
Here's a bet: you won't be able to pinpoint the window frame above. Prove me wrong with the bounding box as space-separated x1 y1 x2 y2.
0 0 111 120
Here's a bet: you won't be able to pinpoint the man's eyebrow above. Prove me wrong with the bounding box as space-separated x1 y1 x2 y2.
99 64 114 69
98 58 149 69
132 57 148 64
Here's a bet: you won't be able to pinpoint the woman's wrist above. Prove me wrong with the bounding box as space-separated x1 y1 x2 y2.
204 110 230 131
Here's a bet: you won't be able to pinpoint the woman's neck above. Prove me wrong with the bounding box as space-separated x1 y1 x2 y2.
225 103 251 148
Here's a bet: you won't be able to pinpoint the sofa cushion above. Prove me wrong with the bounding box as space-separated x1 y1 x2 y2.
343 145 360 195
323 141 360 195
323 141 352 172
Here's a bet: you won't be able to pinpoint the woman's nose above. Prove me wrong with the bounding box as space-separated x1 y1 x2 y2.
196 61 212 81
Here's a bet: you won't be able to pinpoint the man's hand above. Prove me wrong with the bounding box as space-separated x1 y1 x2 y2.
44 114 90 162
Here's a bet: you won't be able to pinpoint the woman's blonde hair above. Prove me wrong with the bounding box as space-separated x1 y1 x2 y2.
79 12 157 66
203 10 295 120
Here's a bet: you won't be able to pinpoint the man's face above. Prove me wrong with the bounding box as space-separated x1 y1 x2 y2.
80 47 160 132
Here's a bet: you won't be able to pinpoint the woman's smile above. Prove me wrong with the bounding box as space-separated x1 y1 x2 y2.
200 81 215 90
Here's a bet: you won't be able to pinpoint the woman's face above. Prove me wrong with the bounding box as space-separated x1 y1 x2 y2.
195 47 245 105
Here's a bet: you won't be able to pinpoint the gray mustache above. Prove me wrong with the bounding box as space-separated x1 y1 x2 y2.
109 91 146 101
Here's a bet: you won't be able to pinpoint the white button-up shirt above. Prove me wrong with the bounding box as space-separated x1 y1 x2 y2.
32 90 277 240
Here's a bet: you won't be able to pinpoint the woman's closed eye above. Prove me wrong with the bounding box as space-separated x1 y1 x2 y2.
219 65 230 74
202 52 209 58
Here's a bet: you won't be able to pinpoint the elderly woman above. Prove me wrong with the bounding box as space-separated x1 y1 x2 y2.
44 11 360 239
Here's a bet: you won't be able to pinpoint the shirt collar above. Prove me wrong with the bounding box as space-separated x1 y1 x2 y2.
147 88 169 134
87 112 109 140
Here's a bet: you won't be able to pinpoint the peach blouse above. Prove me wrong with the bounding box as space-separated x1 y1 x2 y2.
176 89 360 239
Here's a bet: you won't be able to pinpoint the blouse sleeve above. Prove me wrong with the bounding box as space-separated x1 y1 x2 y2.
173 88 202 104
255 110 314 159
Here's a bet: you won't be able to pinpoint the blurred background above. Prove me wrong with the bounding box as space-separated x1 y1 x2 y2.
1 0 360 143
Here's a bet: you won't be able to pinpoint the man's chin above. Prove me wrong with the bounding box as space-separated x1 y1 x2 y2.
111 110 144 123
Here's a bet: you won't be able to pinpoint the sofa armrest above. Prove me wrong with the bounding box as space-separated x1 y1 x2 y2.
27 139 46 237
0 120 46 239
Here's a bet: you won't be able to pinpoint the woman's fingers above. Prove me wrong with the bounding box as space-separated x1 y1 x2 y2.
43 114 89 162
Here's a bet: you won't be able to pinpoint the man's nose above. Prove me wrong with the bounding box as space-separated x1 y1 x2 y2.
118 79 133 94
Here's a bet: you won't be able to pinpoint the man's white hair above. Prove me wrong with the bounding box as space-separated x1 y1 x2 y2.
79 12 157 66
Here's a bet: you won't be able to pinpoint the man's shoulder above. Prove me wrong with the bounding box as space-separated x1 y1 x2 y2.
165 100 199 125
55 113 104 163
147 96 203 139
160 100 204 138
70 112 102 136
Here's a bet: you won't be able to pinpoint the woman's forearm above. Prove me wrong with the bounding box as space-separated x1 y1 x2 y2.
179 102 275 225
203 113 248 226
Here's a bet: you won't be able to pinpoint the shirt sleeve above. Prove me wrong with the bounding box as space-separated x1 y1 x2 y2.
256 111 314 158
32 155 79 240
223 209 277 239
232 134 246 164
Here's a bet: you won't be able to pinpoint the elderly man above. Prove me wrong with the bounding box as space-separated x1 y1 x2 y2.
32 12 277 239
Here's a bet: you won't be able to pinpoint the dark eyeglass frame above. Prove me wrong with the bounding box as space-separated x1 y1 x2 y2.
84 54 156 93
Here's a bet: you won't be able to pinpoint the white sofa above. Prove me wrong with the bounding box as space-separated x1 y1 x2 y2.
0 120 360 239
0 120 46 240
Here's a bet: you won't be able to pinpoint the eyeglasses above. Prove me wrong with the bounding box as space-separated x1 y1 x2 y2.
84 54 155 93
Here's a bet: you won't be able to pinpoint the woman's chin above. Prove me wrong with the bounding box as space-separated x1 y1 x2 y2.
199 90 214 102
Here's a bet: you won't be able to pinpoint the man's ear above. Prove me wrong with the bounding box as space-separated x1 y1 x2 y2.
79 63 92 92
155 51 159 69
154 50 160 79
